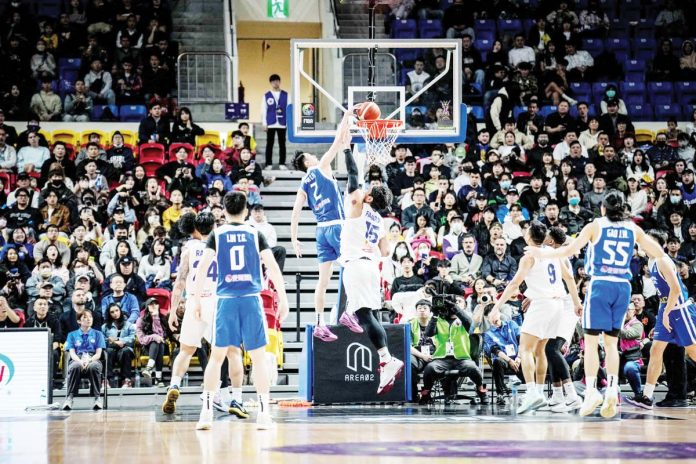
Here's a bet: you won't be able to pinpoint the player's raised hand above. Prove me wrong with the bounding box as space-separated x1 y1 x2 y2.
292 239 303 258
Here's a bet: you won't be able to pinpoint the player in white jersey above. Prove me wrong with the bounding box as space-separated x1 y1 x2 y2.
492 221 579 414
337 148 404 395
161 213 248 419
541 227 583 412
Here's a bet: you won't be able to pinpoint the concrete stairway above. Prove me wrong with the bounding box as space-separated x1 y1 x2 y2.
171 0 230 121
334 0 389 39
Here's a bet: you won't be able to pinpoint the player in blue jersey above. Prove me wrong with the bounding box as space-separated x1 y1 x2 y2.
291 112 352 342
625 232 696 410
192 191 289 431
527 191 665 418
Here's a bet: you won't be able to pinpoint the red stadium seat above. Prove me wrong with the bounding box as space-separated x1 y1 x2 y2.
147 288 171 315
0 171 15 194
168 143 195 163
139 142 166 164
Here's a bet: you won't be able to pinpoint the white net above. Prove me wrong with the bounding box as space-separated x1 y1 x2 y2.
355 119 404 168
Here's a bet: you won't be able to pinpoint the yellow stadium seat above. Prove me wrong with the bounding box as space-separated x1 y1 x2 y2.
80 129 110 147
115 129 137 146
225 125 257 151
39 129 52 144
635 129 655 144
51 129 79 147
243 329 284 369
196 130 221 148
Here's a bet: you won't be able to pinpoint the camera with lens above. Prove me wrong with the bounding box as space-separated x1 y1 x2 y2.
424 278 458 319
479 293 493 305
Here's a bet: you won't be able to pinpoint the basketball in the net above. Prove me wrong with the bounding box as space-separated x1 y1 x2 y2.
355 101 381 120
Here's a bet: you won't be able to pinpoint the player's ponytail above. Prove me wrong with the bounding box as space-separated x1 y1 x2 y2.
602 190 630 222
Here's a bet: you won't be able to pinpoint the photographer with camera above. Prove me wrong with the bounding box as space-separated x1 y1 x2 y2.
107 185 138 226
410 299 435 402
1 268 28 310
63 80 93 122
419 279 488 404
483 304 525 404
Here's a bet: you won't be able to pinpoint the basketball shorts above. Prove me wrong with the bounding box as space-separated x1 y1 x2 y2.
316 223 342 263
521 298 563 339
653 302 696 347
556 297 580 343
583 279 631 332
342 258 381 313
213 295 268 351
179 295 217 348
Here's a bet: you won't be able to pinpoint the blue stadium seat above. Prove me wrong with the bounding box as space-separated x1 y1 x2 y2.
624 60 642 73
613 51 629 66
439 0 454 9
605 38 629 53
400 68 412 86
521 19 535 34
479 50 488 62
91 105 119 120
474 39 492 53
497 19 522 36
620 0 640 21
59 68 79 83
676 81 696 102
513 106 527 119
394 48 419 63
608 19 629 38
648 81 674 98
582 38 604 55
672 38 684 53
570 82 591 96
654 104 682 120
518 0 539 10
418 19 442 38
58 57 81 71
625 72 645 82
597 0 616 17
635 37 656 53
470 82 483 95
592 82 616 100
470 106 485 121
476 30 496 42
651 94 674 105
391 19 417 38
38 2 61 18
474 19 496 36
119 105 147 122
539 105 557 118
620 81 645 97
624 94 646 105
635 19 654 38
627 103 653 121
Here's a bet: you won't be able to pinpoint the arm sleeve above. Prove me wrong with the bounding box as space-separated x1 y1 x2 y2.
345 148 359 193
425 317 438 338
258 231 269 252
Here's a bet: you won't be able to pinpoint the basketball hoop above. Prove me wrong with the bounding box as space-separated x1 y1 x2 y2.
356 119 403 167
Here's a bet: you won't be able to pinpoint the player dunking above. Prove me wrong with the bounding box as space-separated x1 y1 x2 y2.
338 148 403 394
491 221 579 414
291 112 352 342
527 191 665 418
162 213 247 418
193 192 289 430
626 232 696 409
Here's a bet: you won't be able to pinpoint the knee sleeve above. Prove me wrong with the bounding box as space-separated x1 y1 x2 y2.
355 307 388 350
545 338 570 382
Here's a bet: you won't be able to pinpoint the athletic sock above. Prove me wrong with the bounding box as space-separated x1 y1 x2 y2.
378 347 392 363
202 390 214 413
526 382 537 396
258 394 270 414
564 381 578 401
147 359 155 368
155 371 162 380
644 383 656 399
231 387 243 403
552 386 564 402
536 384 545 397
316 312 326 327
607 374 618 390
586 376 597 395
170 375 182 388
219 387 231 404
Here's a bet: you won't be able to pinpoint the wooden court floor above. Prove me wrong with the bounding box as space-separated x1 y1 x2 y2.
3 404 696 464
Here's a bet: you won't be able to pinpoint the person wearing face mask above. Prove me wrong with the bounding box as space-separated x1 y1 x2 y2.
599 85 627 116
559 189 593 236
647 133 679 173
680 169 696 208
26 259 66 305
441 215 465 259
656 187 688 228
17 119 49 149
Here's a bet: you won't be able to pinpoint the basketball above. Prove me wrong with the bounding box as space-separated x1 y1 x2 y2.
355 101 381 120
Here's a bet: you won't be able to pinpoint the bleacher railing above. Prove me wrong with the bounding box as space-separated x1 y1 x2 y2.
177 52 234 103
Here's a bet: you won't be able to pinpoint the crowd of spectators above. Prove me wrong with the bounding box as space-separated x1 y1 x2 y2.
0 0 178 122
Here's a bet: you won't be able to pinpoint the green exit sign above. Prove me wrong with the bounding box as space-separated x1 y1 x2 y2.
267 0 289 18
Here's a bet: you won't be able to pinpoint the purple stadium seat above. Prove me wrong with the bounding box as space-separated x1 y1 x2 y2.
539 105 557 118
470 106 485 121
91 105 119 121
570 82 591 98
624 60 642 73
635 37 656 53
394 48 419 63
605 38 629 53
439 0 454 9
497 19 522 36
58 57 81 71
474 19 496 36
476 30 495 42
522 19 535 34
474 39 492 53
592 82 617 100
513 106 527 119
654 104 682 120
648 81 674 98
400 68 412 86
627 103 653 121
582 38 604 55
620 0 641 21
676 82 696 102
624 94 646 105
625 72 645 82
419 19 442 38
119 105 147 122
518 0 539 10
634 49 653 63
651 94 674 105
391 19 417 38
608 19 629 38
635 19 654 38
620 81 646 97
613 51 629 65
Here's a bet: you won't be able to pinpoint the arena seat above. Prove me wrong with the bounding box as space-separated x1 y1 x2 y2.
39 130 52 144
627 103 654 121
605 37 629 54
474 39 492 54
513 106 527 119
91 105 119 121
119 105 147 122
582 38 604 56
648 81 673 99
620 0 641 21
51 129 80 148
139 143 166 164
608 18 629 37
394 48 419 64
539 105 557 119
80 129 109 147
470 105 485 121
195 130 221 148
0 171 14 194
399 67 412 85
676 82 696 103
146 288 172 315
634 129 655 144
635 19 655 38
654 104 682 121
474 19 496 37
58 57 81 71
168 143 196 163
634 37 656 55
497 19 522 37
418 19 442 38
391 19 417 38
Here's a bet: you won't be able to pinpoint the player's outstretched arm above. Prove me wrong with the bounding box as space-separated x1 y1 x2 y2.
635 227 669 260
345 144 364 218
169 247 190 331
318 110 354 174
261 249 289 322
190 248 214 321
526 221 597 260
492 255 533 312
290 189 308 258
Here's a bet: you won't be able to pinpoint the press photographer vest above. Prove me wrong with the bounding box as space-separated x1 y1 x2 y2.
432 317 471 360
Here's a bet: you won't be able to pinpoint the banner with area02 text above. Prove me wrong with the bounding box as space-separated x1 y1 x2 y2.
0 329 52 411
